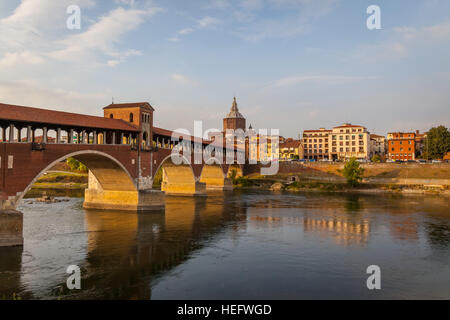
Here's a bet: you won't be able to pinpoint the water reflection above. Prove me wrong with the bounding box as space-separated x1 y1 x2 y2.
0 191 449 299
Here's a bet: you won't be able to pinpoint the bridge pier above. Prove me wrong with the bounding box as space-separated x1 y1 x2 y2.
83 172 165 211
203 178 233 191
0 207 23 247
162 180 207 197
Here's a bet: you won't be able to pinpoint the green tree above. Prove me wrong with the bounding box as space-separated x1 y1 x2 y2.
66 157 87 173
371 154 381 163
424 126 450 160
343 158 365 187
229 169 238 185
153 167 163 187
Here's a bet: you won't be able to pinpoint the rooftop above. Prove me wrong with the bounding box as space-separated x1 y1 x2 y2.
0 103 140 132
225 97 244 119
103 102 154 111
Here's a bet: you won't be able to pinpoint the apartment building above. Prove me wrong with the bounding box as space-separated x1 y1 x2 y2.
387 132 416 161
329 124 370 161
369 134 387 159
248 133 280 163
302 128 331 160
279 138 303 160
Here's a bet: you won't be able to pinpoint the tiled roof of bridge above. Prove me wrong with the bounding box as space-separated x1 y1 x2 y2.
153 126 243 151
0 103 140 131
153 126 206 144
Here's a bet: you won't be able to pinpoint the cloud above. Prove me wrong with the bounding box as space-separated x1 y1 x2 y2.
171 74 198 86
197 16 221 28
267 75 378 88
173 16 221 40
231 0 338 41
178 27 195 35
204 0 231 10
0 51 44 68
0 80 110 115
0 0 95 50
0 1 161 69
354 21 450 62
50 6 161 63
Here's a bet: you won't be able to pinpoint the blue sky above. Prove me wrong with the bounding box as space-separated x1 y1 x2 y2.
0 0 449 137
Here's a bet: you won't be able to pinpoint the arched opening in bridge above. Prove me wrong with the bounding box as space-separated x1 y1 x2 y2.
154 156 204 196
47 129 57 143
200 163 232 191
34 128 43 143
19 151 138 209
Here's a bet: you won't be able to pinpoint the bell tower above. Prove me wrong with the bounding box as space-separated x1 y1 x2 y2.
223 97 246 132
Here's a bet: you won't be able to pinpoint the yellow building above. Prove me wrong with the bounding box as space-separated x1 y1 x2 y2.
279 138 303 160
248 133 279 163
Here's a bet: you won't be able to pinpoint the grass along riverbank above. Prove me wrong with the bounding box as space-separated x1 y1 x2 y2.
233 175 450 196
24 171 88 198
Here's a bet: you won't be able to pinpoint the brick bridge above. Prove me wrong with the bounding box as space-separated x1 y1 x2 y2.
0 102 244 246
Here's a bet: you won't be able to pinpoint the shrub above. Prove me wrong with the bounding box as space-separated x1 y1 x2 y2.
371 154 381 163
236 176 252 187
229 169 238 185
343 158 365 187
66 157 88 173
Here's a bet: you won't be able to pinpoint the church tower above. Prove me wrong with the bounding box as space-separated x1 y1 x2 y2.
223 97 246 132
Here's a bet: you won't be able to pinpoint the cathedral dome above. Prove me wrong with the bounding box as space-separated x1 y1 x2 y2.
226 97 244 119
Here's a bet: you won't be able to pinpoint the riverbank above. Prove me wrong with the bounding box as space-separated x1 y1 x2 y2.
234 177 450 196
24 171 87 199
239 162 450 196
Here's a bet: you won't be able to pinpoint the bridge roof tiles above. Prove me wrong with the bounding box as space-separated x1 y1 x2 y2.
0 103 140 132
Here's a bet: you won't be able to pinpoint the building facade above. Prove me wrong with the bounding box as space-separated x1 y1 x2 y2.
302 128 331 160
329 124 370 161
369 134 387 159
279 138 303 160
248 134 279 163
103 102 154 148
387 132 416 161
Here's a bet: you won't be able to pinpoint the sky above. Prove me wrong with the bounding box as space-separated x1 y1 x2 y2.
0 0 449 138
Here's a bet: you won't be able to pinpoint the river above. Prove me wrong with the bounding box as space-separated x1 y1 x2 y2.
0 190 449 299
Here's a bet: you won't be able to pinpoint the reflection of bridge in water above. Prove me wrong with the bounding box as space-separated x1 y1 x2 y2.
0 196 247 299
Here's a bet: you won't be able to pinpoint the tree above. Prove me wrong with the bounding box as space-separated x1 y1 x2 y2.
424 126 450 160
229 169 238 185
66 157 87 173
371 154 381 163
343 158 365 187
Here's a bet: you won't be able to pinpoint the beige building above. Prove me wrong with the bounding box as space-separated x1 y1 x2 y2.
369 134 387 159
329 123 370 161
279 138 303 160
302 128 331 160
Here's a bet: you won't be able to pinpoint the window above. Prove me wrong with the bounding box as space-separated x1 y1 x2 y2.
110 114 113 119
129 113 134 123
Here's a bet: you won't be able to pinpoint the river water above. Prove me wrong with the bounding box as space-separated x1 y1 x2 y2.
0 190 449 299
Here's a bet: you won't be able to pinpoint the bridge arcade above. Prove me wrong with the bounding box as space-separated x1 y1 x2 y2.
0 102 243 247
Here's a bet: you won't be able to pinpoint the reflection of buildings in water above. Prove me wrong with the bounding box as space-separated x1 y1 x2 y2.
303 215 370 246
389 216 419 241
